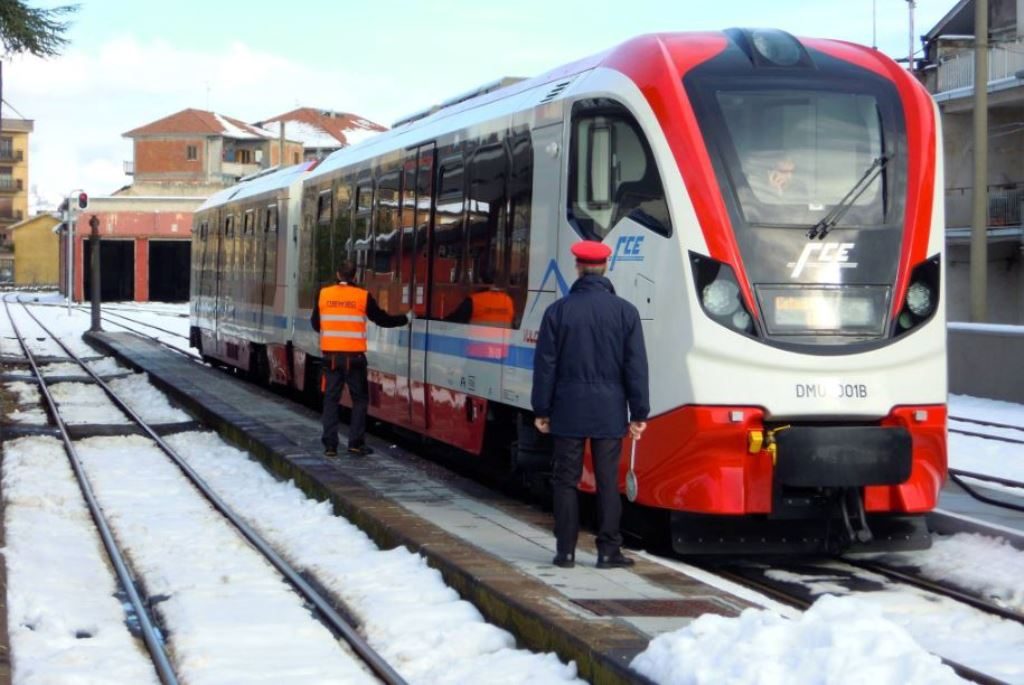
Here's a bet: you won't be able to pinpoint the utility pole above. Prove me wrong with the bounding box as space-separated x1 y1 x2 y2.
971 0 989 322
65 190 88 314
907 0 916 69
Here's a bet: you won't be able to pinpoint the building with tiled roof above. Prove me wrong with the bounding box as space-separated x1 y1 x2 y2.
255 108 386 160
121 108 304 196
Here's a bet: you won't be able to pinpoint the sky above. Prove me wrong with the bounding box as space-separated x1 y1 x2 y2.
6 0 956 211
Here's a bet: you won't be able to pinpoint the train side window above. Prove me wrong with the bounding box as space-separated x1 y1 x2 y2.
507 127 533 327
353 182 373 283
466 137 508 288
315 190 333 286
332 181 353 273
433 154 467 320
569 101 671 239
370 171 400 307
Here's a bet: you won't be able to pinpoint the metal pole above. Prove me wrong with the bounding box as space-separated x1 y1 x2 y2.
66 200 75 314
971 0 989 322
907 0 916 69
89 215 102 332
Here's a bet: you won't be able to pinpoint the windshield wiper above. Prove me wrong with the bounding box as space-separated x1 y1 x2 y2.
806 155 888 240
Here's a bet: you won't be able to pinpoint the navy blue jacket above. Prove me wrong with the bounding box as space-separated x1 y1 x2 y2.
531 275 650 438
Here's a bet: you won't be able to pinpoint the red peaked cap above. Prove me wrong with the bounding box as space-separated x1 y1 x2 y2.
571 240 612 264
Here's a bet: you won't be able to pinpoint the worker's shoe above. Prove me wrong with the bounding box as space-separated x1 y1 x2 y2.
347 445 374 457
552 552 575 569
323 448 338 458
596 551 635 569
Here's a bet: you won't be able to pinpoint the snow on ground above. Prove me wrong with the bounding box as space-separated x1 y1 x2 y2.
107 373 191 424
947 394 1024 482
40 357 126 378
3 382 47 425
48 382 129 425
877 533 1024 612
75 434 378 685
2 436 160 684
763 564 1024 683
631 595 965 685
163 430 582 684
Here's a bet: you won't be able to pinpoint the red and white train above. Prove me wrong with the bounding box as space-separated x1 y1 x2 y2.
191 28 946 553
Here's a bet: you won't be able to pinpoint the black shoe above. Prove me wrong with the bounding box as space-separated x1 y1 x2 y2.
596 552 635 569
552 553 575 569
347 445 374 457
324 448 338 457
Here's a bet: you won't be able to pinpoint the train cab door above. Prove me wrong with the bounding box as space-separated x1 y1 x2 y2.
398 143 436 430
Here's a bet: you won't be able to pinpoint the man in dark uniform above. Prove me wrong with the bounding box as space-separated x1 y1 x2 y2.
312 262 408 457
531 240 650 569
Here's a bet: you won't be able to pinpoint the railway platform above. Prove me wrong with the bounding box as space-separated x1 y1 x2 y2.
84 331 758 685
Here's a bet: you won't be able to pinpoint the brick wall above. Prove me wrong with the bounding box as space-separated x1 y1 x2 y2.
134 138 206 178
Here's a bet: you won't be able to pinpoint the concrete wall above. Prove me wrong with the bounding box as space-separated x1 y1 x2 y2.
948 323 1024 402
12 214 59 285
946 242 1024 323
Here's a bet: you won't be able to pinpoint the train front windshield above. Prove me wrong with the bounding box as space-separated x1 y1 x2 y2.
715 89 888 229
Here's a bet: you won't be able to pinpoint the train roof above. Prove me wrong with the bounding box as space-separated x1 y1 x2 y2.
196 160 317 213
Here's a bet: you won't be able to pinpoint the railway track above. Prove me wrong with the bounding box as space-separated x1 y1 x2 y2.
3 295 408 684
950 415 1024 446
703 555 1019 685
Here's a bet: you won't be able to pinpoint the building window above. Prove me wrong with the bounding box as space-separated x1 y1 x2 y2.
293 152 300 164
186 145 198 161
237 149 252 164
0 138 12 159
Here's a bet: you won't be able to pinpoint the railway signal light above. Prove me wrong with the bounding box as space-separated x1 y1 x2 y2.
77 192 89 210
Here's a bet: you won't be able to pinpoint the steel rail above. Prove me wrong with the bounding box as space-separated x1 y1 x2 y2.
841 556 1024 624
18 298 407 685
2 295 180 685
74 305 190 340
948 470 1024 514
949 415 1024 434
948 426 1024 446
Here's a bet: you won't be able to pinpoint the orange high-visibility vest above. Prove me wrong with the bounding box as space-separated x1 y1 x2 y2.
469 289 514 328
319 284 369 353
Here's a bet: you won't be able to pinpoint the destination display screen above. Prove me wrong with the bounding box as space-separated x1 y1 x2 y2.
756 285 890 335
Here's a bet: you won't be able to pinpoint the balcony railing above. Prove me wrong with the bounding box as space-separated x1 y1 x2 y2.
945 183 1024 227
0 177 23 193
0 149 23 163
936 42 1024 92
0 210 23 224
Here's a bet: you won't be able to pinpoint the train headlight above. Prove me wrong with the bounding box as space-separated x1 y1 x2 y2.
905 282 932 317
894 255 941 337
702 279 740 317
690 252 760 338
732 309 752 331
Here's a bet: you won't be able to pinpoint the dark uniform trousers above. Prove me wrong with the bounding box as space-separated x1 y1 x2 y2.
321 351 369 451
552 436 623 556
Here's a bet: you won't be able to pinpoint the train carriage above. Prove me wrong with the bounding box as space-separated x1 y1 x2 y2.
191 28 946 553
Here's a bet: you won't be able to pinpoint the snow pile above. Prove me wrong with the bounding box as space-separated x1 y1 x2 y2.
631 595 966 685
164 430 582 684
48 382 129 424
3 381 47 425
108 372 191 424
2 436 159 683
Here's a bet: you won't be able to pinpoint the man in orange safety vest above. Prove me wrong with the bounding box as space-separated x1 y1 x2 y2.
312 262 408 457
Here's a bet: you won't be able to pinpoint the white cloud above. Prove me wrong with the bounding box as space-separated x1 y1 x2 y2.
7 36 401 210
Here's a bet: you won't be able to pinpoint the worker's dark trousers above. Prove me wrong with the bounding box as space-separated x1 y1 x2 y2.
321 351 369 451
552 436 623 557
